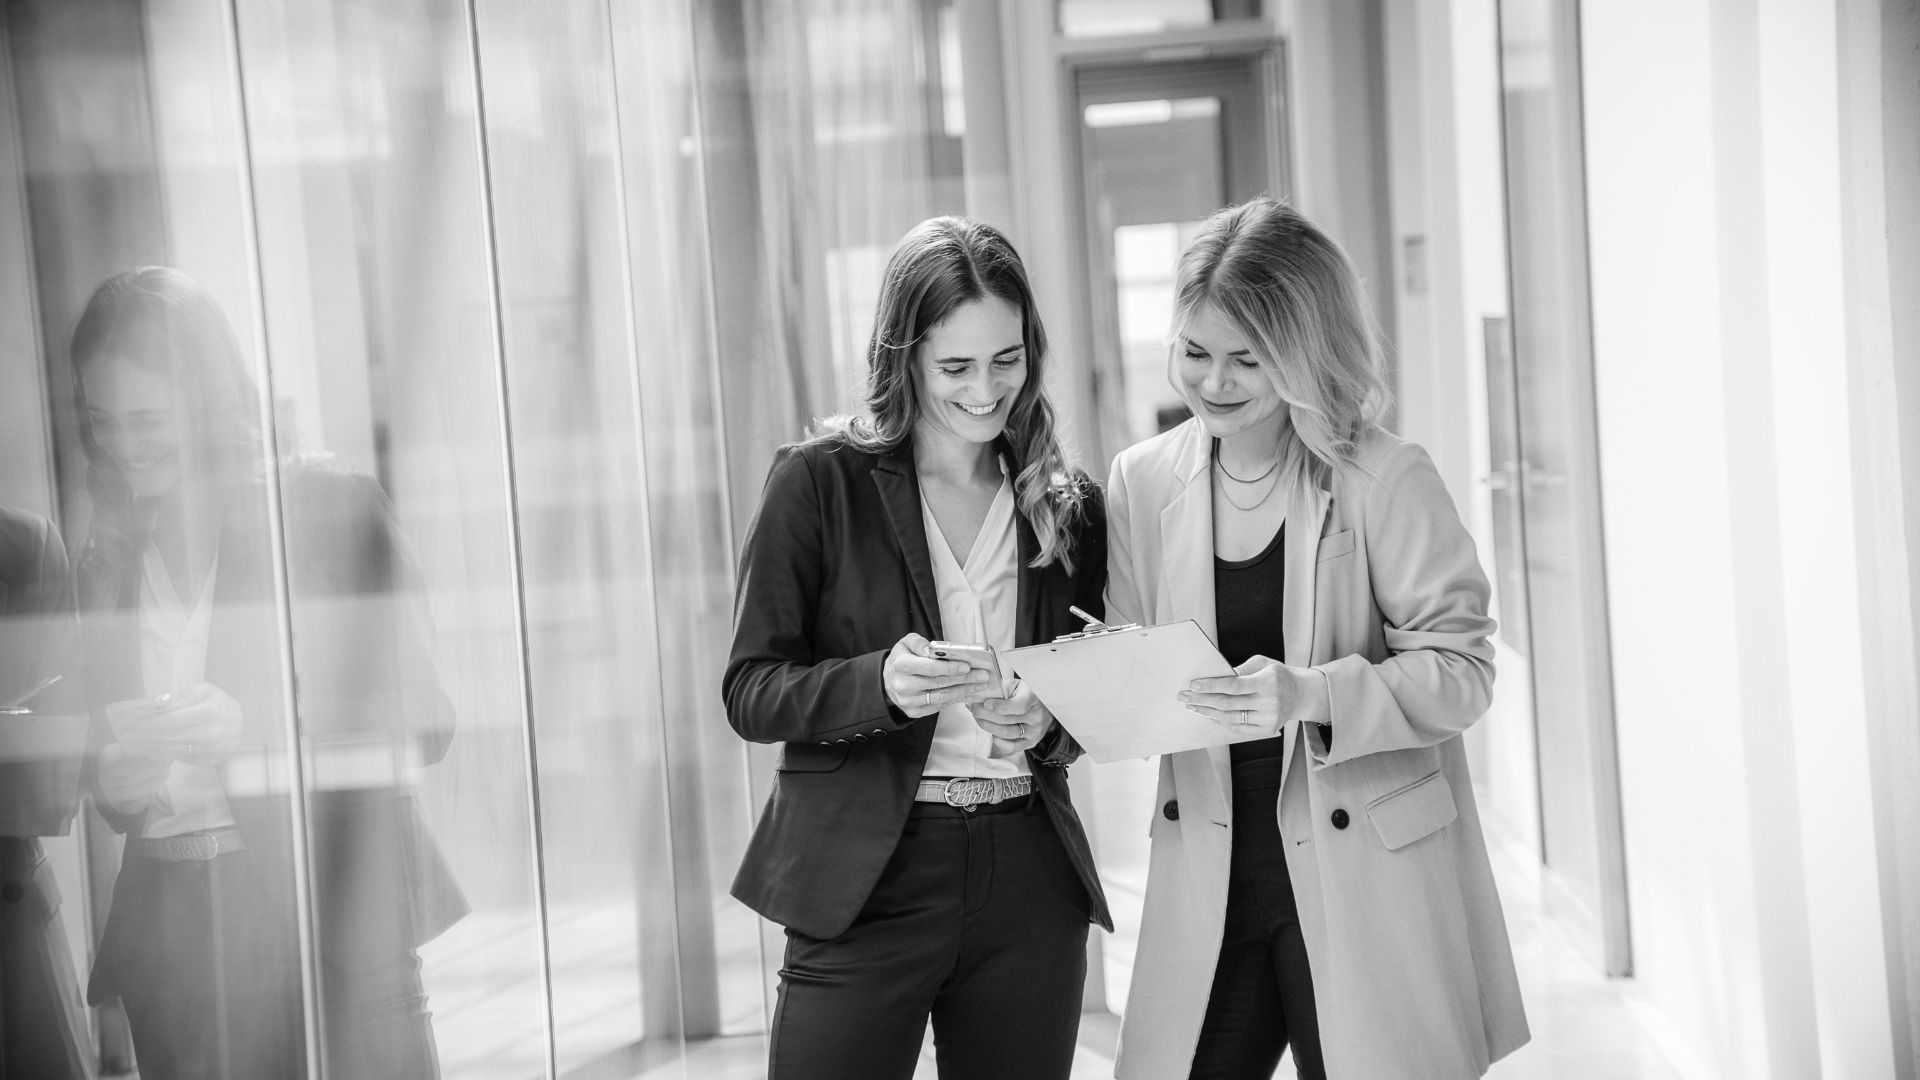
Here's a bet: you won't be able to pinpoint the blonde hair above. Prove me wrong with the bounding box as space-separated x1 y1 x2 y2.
1171 197 1390 487
812 216 1089 571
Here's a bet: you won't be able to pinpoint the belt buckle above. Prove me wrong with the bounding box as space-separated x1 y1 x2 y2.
176 832 219 861
942 777 993 813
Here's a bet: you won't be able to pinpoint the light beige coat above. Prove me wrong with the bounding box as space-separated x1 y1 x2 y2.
1108 421 1529 1079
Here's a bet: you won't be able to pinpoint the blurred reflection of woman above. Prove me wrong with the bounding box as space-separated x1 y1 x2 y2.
724 217 1111 1080
0 506 93 1079
1107 199 1529 1079
70 267 465 1079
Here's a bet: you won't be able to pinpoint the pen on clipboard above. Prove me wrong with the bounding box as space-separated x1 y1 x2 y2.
2 673 62 711
1068 606 1106 631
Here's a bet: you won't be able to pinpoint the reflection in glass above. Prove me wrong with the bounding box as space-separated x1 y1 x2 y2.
2 0 998 1072
69 267 462 1077
228 1 563 1073
0 507 92 1078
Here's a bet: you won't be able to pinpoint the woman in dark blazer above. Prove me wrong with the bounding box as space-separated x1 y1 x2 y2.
724 217 1111 1080
70 267 465 1079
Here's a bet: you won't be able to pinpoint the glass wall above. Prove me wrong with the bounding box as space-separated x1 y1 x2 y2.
0 0 963 1076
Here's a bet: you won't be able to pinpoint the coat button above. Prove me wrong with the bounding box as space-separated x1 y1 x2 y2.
871 728 887 738
834 738 851 747
852 733 869 743
1331 808 1350 829
817 741 832 748
1163 800 1180 821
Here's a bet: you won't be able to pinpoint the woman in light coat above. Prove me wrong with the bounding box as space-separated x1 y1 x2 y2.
1108 197 1529 1079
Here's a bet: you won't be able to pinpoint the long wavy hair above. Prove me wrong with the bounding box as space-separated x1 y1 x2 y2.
69 267 263 565
813 216 1088 571
1171 197 1391 488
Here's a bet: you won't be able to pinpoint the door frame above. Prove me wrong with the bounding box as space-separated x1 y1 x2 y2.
1055 21 1290 464
1493 0 1633 978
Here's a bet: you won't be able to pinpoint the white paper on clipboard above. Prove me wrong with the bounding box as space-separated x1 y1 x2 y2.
1001 620 1239 764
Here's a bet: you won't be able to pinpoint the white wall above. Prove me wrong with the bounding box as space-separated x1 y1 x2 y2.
1581 1 1903 1076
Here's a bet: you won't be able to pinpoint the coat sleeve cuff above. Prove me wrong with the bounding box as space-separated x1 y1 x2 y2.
1286 664 1336 766
805 650 920 745
1031 721 1083 768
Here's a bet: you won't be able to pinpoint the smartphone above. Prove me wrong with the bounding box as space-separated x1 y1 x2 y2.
927 641 1007 699
105 695 173 755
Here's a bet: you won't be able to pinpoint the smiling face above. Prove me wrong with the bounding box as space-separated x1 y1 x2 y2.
83 359 192 499
1173 302 1285 441
911 295 1028 452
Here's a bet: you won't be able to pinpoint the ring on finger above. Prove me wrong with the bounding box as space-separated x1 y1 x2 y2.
1238 711 1250 726
924 690 933 709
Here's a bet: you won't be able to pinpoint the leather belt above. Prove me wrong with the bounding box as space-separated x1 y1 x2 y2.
915 775 1033 812
129 827 245 862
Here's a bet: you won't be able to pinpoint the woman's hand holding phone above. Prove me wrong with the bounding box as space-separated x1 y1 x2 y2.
884 634 995 718
967 681 1056 757
106 681 244 766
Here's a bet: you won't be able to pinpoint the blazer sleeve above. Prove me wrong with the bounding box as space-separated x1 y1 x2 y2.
722 447 912 745
1293 442 1497 767
285 470 457 765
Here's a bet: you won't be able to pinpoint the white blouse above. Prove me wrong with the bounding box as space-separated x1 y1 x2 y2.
137 542 237 838
919 465 1028 781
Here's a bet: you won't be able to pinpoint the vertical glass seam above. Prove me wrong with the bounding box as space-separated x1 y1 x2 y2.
0 24 56 507
680 0 768 1033
455 2 560 1075
597 0 693 1060
218 3 327 1075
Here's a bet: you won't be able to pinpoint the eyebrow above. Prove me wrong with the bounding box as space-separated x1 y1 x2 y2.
935 344 1026 363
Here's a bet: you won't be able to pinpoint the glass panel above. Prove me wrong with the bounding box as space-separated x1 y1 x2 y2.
1059 0 1263 38
1497 0 1631 972
228 1 551 1075
2 0 1009 1075
9 3 335 1075
468 0 688 1073
0 19 98 1076
701 0 966 534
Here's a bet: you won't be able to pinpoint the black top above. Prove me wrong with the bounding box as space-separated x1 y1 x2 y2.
1215 522 1287 763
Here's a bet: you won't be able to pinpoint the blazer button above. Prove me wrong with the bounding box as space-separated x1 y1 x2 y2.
834 738 851 747
817 741 832 748
1163 800 1180 822
1331 808 1350 830
852 733 869 743
871 728 887 738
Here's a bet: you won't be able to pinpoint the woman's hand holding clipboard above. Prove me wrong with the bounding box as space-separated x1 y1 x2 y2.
1000 613 1247 764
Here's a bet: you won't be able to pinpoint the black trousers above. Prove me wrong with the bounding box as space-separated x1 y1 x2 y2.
95 848 438 1080
1 838 92 1080
1189 756 1326 1080
769 794 1091 1080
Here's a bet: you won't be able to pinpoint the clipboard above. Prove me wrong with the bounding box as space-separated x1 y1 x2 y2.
1002 620 1240 764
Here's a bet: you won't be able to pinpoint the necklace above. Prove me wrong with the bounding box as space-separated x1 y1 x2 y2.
1213 460 1281 512
1212 440 1279 484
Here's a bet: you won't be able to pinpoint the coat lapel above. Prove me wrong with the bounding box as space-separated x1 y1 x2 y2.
1158 425 1233 823
872 447 943 643
1279 459 1332 792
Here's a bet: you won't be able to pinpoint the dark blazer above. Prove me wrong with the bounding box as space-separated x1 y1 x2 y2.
0 506 85 836
76 460 467 1005
723 436 1113 941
